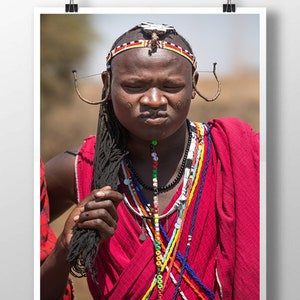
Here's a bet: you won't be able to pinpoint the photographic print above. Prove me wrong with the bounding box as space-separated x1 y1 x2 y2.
36 7 265 299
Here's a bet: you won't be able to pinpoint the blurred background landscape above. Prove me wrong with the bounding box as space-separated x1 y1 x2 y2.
40 13 260 299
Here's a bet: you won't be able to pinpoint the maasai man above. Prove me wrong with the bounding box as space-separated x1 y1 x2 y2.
44 22 260 299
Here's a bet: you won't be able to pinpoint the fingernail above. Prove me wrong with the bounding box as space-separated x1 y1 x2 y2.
95 191 105 197
73 215 79 222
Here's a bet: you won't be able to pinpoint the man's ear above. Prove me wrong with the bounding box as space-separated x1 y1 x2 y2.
101 71 111 101
192 72 199 99
101 71 110 91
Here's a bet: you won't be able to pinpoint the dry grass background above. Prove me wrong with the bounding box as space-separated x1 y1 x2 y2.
47 71 260 299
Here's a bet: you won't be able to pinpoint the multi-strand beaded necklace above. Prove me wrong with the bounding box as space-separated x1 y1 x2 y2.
120 121 214 300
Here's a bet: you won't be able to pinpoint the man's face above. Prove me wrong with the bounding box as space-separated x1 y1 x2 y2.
106 48 196 142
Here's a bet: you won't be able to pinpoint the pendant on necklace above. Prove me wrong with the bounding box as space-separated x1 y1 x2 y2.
139 222 147 241
139 233 147 241
123 178 131 185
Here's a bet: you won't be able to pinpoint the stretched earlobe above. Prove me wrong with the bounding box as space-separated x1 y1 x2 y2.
192 90 197 99
101 71 109 91
101 71 111 102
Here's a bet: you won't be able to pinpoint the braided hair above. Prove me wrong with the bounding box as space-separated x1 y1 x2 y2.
67 23 197 282
66 102 127 283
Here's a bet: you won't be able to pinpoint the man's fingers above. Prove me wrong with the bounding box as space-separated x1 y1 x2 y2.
77 218 117 240
78 187 112 206
78 203 118 227
94 189 123 206
71 188 123 241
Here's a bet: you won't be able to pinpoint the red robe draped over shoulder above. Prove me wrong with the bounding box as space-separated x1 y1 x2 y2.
75 118 260 300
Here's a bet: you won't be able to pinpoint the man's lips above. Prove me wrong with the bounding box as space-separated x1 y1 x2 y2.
140 111 168 125
140 111 168 119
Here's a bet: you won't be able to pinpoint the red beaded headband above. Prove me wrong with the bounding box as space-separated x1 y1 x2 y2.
106 39 197 69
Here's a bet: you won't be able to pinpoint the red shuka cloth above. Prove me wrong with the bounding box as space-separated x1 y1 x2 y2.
75 118 260 300
40 160 75 300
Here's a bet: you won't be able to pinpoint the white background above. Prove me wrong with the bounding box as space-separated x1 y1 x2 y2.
0 0 298 299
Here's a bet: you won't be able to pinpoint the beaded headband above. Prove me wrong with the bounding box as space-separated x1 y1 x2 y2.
106 39 197 69
106 22 197 69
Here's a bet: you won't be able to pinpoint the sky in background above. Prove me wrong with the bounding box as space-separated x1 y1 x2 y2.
81 13 260 77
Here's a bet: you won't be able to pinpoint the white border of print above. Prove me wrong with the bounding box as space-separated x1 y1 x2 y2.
34 7 266 300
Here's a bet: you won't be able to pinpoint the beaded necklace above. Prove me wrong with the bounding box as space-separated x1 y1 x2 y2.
122 132 196 299
142 122 202 300
126 121 192 193
121 165 202 298
172 123 214 300
122 121 197 221
149 140 164 298
120 121 215 299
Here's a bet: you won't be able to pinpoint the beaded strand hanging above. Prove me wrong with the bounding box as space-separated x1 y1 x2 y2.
150 140 164 298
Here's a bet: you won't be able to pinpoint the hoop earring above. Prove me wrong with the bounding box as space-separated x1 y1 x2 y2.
72 70 111 105
193 63 221 102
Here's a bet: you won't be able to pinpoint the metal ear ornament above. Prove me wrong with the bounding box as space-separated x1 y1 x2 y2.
72 70 110 105
193 63 221 102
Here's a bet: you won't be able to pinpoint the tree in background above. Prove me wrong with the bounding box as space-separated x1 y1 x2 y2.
41 14 98 112
41 15 100 161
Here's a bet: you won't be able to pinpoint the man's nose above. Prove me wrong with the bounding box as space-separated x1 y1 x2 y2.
140 88 167 108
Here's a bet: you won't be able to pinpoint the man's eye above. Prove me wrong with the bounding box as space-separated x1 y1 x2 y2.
123 85 145 93
163 86 183 93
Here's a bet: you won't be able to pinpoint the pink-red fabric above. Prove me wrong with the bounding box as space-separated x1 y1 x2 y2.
40 160 57 263
40 160 75 300
76 118 260 300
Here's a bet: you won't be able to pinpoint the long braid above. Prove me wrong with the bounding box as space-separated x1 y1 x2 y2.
93 100 127 190
67 86 127 282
